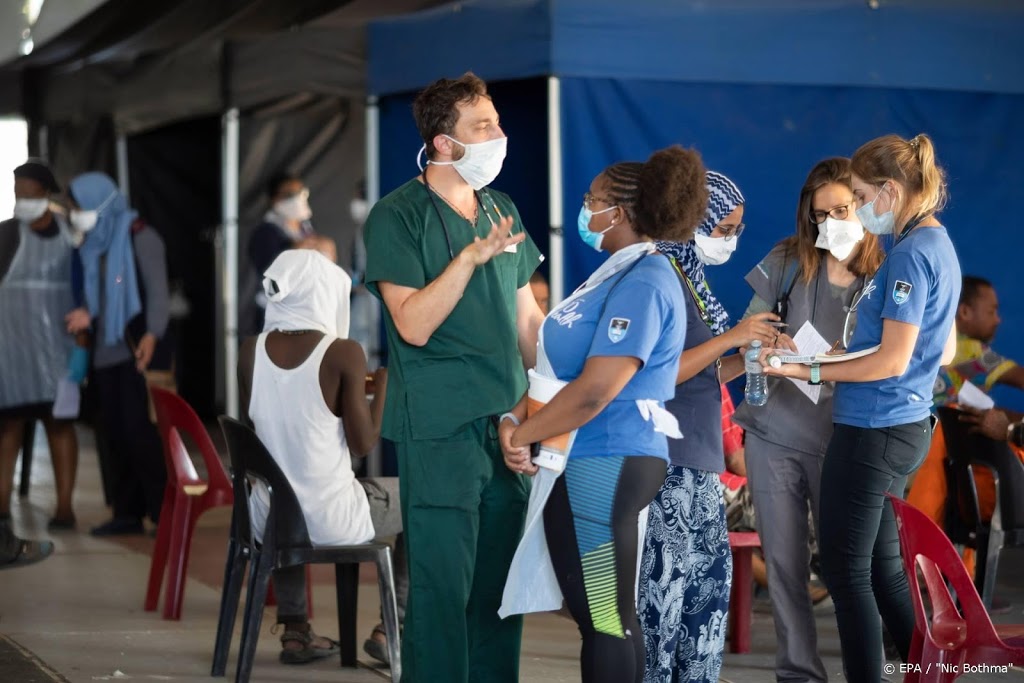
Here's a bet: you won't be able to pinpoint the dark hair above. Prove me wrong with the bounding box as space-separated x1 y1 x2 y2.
851 133 947 227
780 157 883 283
603 146 707 242
960 275 993 306
413 72 489 159
13 158 60 193
266 172 301 199
529 270 547 285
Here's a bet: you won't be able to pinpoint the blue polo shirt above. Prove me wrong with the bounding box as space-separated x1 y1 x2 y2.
543 254 686 460
833 226 960 428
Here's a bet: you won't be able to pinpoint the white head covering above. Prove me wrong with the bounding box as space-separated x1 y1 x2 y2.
262 250 351 338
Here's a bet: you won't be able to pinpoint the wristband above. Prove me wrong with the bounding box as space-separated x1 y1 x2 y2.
499 412 521 427
1008 421 1022 447
808 363 822 386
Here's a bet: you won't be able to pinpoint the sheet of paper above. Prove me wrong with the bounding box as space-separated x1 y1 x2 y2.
784 321 831 404
957 381 995 410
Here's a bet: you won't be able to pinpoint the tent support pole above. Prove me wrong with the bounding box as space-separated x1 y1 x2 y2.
115 132 130 201
222 107 240 418
37 124 48 161
366 96 380 204
365 95 382 478
547 76 564 305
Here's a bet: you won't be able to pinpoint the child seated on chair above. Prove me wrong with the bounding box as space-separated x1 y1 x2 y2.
237 249 406 666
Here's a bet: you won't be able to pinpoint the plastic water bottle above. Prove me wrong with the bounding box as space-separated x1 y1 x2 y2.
745 340 769 406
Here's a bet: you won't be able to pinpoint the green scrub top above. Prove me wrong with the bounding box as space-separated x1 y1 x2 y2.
364 178 543 442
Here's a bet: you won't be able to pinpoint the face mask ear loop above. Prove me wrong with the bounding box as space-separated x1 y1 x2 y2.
98 190 118 214
417 145 427 172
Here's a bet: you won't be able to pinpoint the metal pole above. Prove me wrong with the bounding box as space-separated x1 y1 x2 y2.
222 107 240 418
547 76 564 305
365 95 382 478
115 132 130 201
366 96 380 204
37 124 48 161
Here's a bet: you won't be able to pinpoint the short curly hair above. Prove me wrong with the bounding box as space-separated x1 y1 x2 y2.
413 72 489 160
603 146 708 242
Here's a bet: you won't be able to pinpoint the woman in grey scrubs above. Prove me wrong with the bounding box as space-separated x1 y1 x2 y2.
731 158 883 683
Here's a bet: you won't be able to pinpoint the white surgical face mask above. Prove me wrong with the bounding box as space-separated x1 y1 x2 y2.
422 135 508 190
350 198 369 224
815 216 865 262
274 193 312 222
70 209 98 233
693 233 738 265
13 198 49 222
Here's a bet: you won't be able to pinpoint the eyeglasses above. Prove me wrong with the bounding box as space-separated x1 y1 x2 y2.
810 203 853 225
583 192 613 211
718 223 745 242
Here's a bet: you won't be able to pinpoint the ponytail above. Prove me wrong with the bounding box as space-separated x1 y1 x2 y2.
911 134 947 217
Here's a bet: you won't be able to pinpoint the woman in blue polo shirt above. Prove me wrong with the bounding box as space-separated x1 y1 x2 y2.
500 145 708 683
762 134 960 682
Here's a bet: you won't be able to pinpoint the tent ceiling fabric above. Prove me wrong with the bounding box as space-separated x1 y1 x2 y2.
1 0 446 133
368 0 1024 96
0 0 109 67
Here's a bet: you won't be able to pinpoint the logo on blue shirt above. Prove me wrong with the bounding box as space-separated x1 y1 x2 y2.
862 278 877 301
893 280 913 305
608 318 630 343
552 299 584 328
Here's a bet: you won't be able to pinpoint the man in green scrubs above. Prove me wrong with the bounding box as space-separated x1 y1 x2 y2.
363 73 545 682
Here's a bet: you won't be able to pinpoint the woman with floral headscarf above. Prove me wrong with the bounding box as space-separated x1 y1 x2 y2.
65 172 170 537
638 171 789 683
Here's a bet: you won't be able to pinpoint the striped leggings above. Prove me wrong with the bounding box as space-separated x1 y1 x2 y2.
544 455 667 683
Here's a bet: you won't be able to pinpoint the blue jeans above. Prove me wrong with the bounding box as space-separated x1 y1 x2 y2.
819 418 931 683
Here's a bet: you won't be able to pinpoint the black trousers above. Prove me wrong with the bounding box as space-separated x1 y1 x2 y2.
819 418 931 683
94 361 166 523
544 455 666 683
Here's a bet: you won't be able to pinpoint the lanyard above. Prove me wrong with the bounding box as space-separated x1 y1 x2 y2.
668 257 713 328
667 256 723 383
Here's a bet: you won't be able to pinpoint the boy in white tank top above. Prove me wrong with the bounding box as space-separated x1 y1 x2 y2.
238 250 405 666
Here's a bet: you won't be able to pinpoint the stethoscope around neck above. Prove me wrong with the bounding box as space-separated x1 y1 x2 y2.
839 214 925 348
420 174 496 261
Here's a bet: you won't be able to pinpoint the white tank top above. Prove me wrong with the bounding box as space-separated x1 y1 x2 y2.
248 333 374 545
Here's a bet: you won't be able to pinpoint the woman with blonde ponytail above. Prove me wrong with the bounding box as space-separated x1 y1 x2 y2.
760 133 962 682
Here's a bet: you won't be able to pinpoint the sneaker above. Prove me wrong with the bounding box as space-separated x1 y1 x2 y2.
0 538 54 569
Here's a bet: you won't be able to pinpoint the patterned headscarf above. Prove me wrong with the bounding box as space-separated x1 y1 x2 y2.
656 170 744 337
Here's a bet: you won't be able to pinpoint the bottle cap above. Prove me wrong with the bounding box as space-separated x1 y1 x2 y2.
767 354 782 369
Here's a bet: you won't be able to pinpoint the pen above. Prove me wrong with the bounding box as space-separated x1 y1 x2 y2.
829 340 842 354
767 322 788 328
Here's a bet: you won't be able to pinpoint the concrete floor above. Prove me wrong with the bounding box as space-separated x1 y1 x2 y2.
1 424 1021 682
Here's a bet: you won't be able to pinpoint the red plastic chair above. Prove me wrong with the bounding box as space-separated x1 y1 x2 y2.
887 494 1024 682
719 470 761 654
147 388 234 620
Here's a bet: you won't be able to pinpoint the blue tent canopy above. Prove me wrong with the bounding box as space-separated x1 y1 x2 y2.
368 0 1024 410
369 0 1024 96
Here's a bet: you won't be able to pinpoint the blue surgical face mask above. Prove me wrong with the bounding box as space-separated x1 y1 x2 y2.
577 205 618 251
856 183 896 236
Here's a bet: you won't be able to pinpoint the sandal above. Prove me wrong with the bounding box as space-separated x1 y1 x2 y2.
362 624 390 666
278 626 340 665
0 538 54 570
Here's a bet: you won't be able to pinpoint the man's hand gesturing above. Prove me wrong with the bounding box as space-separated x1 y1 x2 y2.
461 215 524 267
